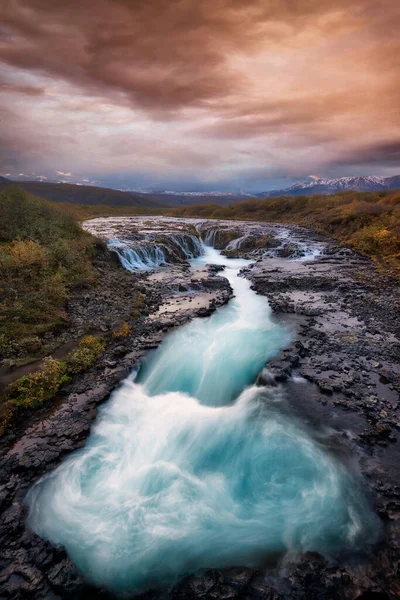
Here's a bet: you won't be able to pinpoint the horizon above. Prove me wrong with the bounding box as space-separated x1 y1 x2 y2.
1 172 399 196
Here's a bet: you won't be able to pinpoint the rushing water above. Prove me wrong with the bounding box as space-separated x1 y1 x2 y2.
108 233 204 271
26 244 379 595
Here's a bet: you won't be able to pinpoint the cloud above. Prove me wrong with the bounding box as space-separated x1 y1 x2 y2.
0 0 399 187
332 141 400 169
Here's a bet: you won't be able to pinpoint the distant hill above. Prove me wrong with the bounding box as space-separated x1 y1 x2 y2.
0 179 245 208
3 175 399 207
261 175 400 197
141 191 247 206
0 180 167 208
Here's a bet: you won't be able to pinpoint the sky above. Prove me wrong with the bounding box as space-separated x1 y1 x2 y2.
0 0 399 192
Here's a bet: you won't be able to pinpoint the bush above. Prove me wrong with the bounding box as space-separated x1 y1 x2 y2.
113 322 132 338
79 335 106 354
4 358 70 408
66 346 98 374
131 292 145 319
66 336 105 374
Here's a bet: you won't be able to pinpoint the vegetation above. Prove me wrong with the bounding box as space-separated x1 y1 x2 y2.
0 357 71 435
131 292 146 319
1 335 106 435
51 202 168 220
169 190 400 274
65 335 106 374
113 322 133 338
0 187 96 357
4 357 70 409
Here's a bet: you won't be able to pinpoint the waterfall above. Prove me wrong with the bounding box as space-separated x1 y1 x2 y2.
169 233 203 260
201 228 218 247
110 242 167 271
26 243 379 596
108 233 203 271
226 235 249 250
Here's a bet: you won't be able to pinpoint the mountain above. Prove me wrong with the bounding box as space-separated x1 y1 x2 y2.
385 175 400 189
0 176 10 182
262 175 400 197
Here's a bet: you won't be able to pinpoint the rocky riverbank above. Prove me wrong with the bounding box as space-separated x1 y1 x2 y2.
0 218 399 599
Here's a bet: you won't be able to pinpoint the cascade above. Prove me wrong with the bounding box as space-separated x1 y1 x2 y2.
108 232 203 271
26 240 379 596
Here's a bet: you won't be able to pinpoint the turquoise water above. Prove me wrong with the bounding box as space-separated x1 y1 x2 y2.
26 245 379 595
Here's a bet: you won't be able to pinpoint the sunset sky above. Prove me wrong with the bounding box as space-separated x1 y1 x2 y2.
1 0 399 191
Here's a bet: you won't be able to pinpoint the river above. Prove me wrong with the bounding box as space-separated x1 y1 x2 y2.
26 243 379 595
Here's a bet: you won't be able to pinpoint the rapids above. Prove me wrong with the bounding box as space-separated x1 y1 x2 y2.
26 244 379 595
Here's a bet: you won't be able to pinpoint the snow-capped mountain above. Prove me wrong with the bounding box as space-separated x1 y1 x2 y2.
263 175 400 197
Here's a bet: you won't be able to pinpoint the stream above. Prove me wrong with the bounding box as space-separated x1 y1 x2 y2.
26 243 379 595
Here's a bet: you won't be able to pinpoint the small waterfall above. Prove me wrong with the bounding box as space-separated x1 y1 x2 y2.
226 235 249 250
201 228 218 247
108 233 203 271
169 233 203 260
259 228 323 261
110 242 167 271
263 239 322 261
109 241 167 271
198 223 323 261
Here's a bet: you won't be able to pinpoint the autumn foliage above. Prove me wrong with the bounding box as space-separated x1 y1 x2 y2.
0 187 95 357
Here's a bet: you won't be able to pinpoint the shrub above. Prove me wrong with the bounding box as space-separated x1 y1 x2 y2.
113 322 133 338
131 292 145 319
66 346 98 374
79 335 106 354
10 240 48 269
5 358 70 408
66 335 105 374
